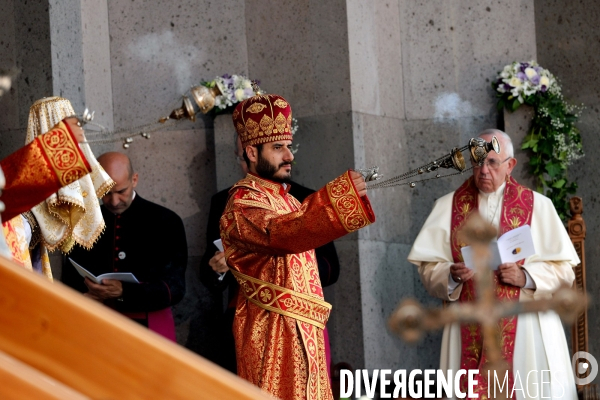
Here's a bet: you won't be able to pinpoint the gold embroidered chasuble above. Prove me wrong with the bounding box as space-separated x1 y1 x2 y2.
0 121 90 278
1 121 91 223
220 171 375 400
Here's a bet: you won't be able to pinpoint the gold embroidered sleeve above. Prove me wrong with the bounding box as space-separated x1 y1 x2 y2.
1 120 91 221
325 170 376 232
220 172 375 256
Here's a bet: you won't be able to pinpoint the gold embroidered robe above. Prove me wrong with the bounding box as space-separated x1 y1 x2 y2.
1 120 91 222
220 171 375 400
0 121 90 277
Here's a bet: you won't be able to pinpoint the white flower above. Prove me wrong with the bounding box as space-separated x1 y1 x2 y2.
509 77 522 88
234 88 246 102
525 67 537 80
540 75 550 87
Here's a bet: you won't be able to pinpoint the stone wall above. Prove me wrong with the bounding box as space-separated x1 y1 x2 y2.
534 0 600 361
0 0 53 157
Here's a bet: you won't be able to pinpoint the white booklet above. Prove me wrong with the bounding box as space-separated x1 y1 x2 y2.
461 225 536 270
213 239 224 252
212 239 227 281
68 258 140 284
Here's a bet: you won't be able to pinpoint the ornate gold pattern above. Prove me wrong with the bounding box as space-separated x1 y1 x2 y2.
273 98 288 108
219 172 372 400
232 93 294 148
235 122 245 136
274 112 288 133
245 118 260 138
246 103 267 113
25 97 112 254
259 114 274 136
38 122 89 187
326 172 372 232
231 269 332 329
451 176 533 398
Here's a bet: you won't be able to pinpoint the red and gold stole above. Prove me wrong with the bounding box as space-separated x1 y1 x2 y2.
450 176 533 398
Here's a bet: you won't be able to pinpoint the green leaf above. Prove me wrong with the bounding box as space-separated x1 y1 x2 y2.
552 179 566 189
511 98 521 112
497 99 505 111
545 163 562 178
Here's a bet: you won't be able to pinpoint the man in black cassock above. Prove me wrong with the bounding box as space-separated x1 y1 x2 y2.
62 152 187 341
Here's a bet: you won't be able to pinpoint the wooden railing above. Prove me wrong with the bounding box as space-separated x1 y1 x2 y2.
0 255 271 399
568 197 599 400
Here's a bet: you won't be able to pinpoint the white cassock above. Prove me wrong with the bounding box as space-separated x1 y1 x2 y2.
408 181 579 400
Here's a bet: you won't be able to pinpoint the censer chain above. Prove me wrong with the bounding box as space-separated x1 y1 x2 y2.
368 167 474 189
82 119 178 145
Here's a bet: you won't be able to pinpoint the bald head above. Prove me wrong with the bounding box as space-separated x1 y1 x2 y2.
97 152 134 180
97 152 138 214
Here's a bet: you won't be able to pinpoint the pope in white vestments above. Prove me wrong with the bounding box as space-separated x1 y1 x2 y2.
408 129 579 400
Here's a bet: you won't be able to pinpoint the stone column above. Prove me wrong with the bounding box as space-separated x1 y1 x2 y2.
214 114 244 192
49 0 114 155
0 0 53 159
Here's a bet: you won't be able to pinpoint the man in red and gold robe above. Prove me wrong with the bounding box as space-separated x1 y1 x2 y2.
220 91 375 400
408 129 578 400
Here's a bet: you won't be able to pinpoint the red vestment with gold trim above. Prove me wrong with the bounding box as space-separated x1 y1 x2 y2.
1 121 91 222
451 176 533 399
220 171 375 400
1 121 90 271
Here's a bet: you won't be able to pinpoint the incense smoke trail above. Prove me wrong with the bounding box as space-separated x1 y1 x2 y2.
434 92 474 120
128 31 201 95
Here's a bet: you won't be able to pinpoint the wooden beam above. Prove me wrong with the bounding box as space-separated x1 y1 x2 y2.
0 350 89 400
0 256 270 399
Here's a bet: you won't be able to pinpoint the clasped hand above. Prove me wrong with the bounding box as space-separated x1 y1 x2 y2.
450 261 526 287
84 278 123 301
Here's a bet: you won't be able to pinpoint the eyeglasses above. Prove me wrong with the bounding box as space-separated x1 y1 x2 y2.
471 157 511 170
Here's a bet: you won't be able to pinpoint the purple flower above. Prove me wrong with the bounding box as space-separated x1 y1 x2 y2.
530 75 540 85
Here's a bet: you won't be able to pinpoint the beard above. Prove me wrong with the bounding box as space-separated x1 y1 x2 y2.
256 152 292 183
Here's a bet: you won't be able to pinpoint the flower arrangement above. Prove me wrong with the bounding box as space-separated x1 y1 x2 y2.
200 74 255 114
493 61 584 221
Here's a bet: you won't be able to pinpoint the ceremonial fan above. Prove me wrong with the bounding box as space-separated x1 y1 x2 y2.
356 136 500 189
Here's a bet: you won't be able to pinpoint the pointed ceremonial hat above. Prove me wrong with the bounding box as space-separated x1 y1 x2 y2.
232 89 293 148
